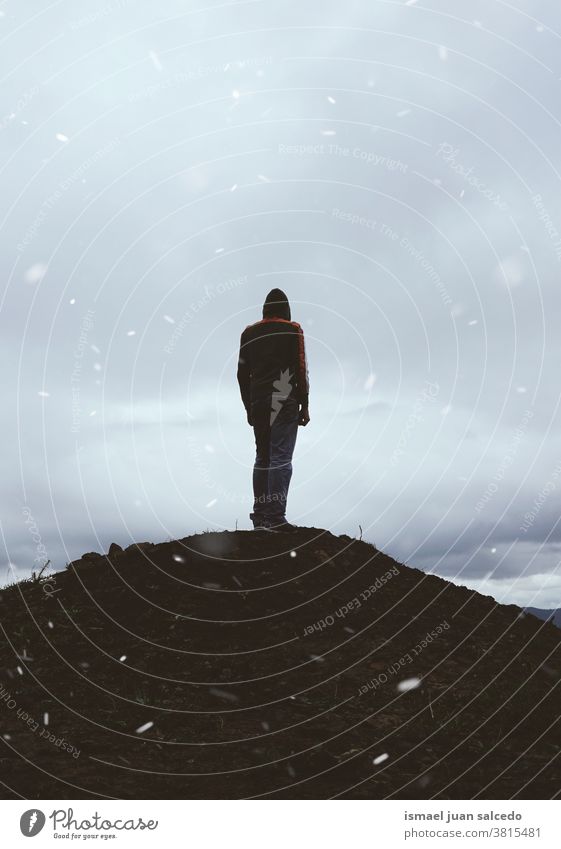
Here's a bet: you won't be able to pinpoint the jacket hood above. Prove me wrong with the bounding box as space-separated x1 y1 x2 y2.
262 288 291 321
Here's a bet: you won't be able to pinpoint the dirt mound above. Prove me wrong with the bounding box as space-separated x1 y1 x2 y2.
0 527 559 799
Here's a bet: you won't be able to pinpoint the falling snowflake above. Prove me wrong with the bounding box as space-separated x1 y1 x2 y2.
495 255 524 288
373 753 389 765
206 499 218 508
43 712 49 726
290 551 297 558
56 133 69 142
24 262 48 284
209 688 238 703
321 129 336 136
173 554 185 563
230 184 238 192
120 655 127 662
438 45 448 61
135 721 154 734
37 390 50 398
126 330 136 337
163 315 175 324
468 319 478 326
364 373 376 391
327 96 336 104
149 50 162 71
16 666 23 675
48 621 54 629
69 298 76 305
397 676 421 693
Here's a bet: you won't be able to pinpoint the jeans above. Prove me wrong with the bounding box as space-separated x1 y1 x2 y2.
249 396 299 526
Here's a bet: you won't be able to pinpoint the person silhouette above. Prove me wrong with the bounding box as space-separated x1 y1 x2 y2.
237 289 310 532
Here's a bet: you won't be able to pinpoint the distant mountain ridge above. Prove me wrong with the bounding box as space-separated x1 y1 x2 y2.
523 607 561 629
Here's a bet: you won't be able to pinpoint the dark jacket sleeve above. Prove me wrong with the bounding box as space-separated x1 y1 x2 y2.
295 324 309 407
237 329 251 412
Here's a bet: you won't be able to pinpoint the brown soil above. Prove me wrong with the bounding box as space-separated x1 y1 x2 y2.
0 527 559 799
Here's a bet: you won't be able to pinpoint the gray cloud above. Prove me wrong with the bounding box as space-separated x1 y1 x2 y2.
1 0 561 609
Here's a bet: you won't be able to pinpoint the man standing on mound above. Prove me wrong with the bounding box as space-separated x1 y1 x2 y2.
237 289 310 533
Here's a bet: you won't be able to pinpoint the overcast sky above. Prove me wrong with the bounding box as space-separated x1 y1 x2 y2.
1 0 561 608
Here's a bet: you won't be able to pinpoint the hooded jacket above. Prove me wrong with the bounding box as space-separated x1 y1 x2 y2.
237 288 309 412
